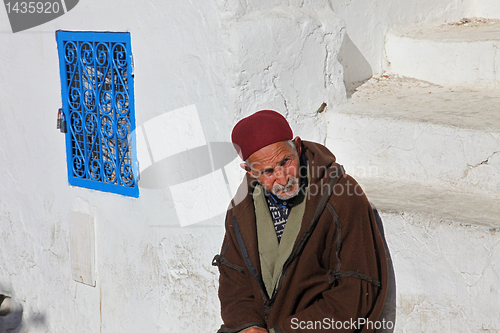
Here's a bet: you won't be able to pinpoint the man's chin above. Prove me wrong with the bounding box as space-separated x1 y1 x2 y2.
275 187 299 200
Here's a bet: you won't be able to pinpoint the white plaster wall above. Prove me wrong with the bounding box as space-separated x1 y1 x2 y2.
0 4 229 329
219 0 497 93
471 0 500 18
226 5 347 142
221 0 475 122
0 0 347 332
3 0 491 331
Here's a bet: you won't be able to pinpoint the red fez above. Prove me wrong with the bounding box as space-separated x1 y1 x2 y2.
231 110 293 160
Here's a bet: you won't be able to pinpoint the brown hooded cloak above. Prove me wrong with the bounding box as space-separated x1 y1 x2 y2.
213 141 389 333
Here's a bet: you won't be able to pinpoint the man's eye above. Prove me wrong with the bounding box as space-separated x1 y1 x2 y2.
264 169 274 176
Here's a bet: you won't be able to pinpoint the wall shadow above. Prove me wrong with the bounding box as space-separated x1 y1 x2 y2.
0 289 48 333
0 295 23 333
338 33 373 98
372 205 397 332
139 142 237 189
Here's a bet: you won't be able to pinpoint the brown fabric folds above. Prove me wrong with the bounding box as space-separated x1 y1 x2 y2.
215 141 389 333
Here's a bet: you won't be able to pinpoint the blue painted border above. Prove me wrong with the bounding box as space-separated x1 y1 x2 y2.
56 30 139 198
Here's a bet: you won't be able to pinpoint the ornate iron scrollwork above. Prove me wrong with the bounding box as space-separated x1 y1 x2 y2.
58 32 137 196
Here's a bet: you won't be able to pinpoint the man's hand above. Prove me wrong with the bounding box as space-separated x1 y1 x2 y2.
242 328 268 333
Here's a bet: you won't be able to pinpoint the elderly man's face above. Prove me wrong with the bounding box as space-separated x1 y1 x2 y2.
243 137 302 200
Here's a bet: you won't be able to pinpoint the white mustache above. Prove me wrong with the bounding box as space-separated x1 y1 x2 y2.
273 177 299 195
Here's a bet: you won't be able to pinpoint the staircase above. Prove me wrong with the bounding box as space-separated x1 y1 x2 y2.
327 18 500 332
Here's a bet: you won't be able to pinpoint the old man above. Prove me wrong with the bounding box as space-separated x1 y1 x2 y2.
213 110 388 333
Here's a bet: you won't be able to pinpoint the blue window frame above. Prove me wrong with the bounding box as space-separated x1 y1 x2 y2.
56 31 139 197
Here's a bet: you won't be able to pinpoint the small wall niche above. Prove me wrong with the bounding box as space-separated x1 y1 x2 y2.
70 211 96 286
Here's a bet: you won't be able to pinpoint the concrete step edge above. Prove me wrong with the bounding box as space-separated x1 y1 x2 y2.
385 19 500 86
357 177 500 229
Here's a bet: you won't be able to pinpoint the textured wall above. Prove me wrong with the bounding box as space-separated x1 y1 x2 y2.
223 3 347 141
471 0 500 18
328 0 471 91
1 0 491 331
381 211 500 332
0 0 346 332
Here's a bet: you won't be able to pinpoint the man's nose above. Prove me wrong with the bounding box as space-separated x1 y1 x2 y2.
275 169 287 185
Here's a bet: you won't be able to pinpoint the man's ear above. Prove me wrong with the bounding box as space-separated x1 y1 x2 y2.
240 162 253 175
293 136 302 155
240 162 258 178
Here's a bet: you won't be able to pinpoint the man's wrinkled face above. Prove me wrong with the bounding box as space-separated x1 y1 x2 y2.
243 137 302 200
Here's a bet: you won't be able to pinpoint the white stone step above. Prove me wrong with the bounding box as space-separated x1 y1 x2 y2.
377 205 500 332
362 178 500 229
356 160 500 331
368 177 500 331
326 75 500 198
385 18 500 87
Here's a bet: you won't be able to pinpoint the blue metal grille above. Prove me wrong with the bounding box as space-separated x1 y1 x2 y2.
56 31 138 197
